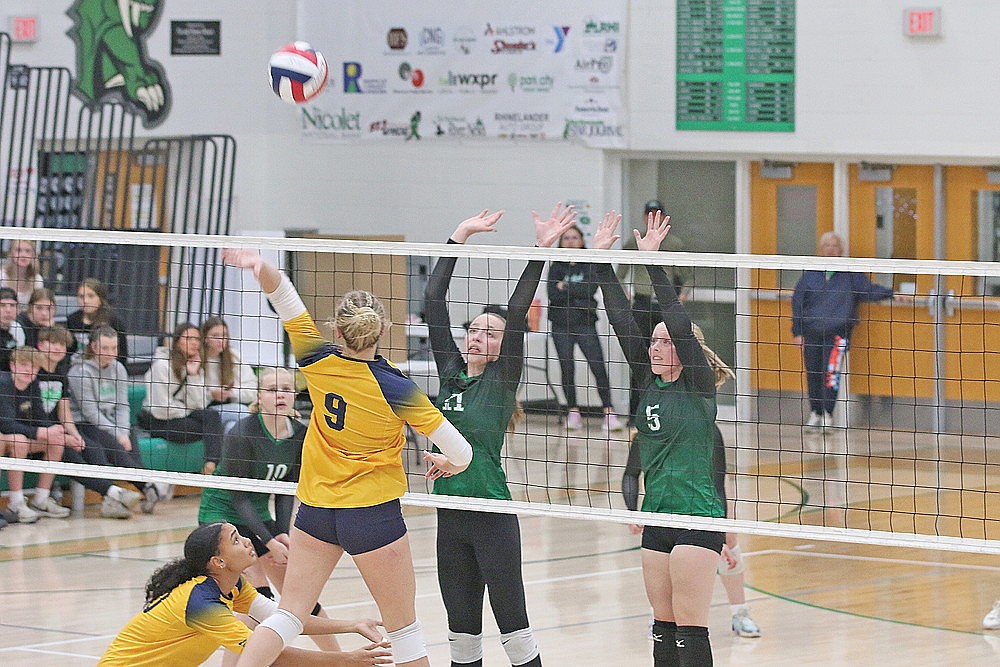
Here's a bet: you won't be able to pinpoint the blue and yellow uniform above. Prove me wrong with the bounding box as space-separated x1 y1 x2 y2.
283 312 445 508
98 576 261 666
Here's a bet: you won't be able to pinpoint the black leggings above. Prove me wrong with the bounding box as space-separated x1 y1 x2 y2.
436 508 531 636
141 408 223 463
75 422 150 491
550 326 612 409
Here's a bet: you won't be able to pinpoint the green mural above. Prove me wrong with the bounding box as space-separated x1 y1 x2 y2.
67 0 171 127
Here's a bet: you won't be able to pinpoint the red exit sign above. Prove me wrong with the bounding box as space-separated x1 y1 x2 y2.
9 16 39 42
904 8 941 36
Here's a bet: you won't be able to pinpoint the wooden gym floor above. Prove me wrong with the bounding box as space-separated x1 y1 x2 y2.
1 416 998 665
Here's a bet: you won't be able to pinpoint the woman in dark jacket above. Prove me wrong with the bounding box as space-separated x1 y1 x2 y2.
791 232 896 429
546 225 621 432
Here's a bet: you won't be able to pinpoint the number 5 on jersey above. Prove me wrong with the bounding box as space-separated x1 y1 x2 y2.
325 392 348 430
645 404 661 431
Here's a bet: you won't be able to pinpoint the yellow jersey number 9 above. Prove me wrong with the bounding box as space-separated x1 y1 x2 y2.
324 392 347 431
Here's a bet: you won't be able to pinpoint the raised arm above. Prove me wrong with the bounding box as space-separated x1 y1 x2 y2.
640 212 715 398
222 249 329 363
494 203 577 388
591 212 649 376
425 210 503 376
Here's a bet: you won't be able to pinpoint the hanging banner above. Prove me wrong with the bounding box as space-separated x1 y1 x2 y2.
296 1 626 147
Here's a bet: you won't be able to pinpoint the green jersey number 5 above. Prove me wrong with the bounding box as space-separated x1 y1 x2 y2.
645 404 661 431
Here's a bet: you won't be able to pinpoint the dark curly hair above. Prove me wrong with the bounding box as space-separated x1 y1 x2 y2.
144 523 224 605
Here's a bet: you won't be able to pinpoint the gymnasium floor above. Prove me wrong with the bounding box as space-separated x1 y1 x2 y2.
1 416 998 665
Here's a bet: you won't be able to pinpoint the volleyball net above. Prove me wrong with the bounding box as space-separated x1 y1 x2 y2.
1 227 998 555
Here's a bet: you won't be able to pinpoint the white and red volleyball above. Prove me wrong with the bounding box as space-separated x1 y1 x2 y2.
268 42 329 104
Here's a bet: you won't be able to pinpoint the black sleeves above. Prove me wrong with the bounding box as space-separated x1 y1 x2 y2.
621 436 642 511
495 260 545 390
594 263 649 381
648 265 716 398
424 241 464 378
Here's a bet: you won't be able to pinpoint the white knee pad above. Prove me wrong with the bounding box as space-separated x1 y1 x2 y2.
257 608 303 647
448 631 483 664
500 627 539 666
387 620 427 663
719 544 746 576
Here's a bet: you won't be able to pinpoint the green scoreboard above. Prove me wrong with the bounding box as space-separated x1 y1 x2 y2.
676 0 795 132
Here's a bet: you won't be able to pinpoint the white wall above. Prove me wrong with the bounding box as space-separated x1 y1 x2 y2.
8 0 1000 239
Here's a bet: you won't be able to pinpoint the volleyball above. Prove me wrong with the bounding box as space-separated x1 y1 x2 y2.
268 42 329 104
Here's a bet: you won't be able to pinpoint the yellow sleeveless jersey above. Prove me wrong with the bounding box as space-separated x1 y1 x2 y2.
98 576 258 666
285 312 445 508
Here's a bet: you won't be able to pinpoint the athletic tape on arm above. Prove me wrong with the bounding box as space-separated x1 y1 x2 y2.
427 419 473 467
266 274 307 322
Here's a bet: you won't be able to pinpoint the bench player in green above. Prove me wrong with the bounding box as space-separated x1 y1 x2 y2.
198 367 339 656
424 204 576 667
592 210 725 667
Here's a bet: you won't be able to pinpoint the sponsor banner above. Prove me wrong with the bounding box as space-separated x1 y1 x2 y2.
298 0 625 146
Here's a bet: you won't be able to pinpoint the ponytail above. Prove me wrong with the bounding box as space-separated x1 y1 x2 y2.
144 523 223 604
690 323 736 388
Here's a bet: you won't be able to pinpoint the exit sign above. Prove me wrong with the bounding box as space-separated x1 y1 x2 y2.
9 16 38 43
904 8 941 36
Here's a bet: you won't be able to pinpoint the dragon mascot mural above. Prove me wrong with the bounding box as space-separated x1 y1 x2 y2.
67 0 171 127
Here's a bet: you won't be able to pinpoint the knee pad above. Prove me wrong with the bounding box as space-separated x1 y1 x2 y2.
500 627 539 666
257 608 303 647
448 631 483 664
719 544 745 576
387 620 427 663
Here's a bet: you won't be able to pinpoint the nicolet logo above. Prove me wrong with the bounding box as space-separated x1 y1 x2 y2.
302 106 361 132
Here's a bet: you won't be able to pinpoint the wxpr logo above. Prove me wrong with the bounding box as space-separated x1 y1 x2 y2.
552 25 570 52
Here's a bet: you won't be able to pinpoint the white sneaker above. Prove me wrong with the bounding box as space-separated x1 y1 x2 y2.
140 485 161 514
29 496 71 518
731 608 762 638
566 410 583 431
100 495 133 520
604 413 624 432
116 488 143 511
984 600 1000 630
11 502 40 524
153 482 175 502
805 412 821 430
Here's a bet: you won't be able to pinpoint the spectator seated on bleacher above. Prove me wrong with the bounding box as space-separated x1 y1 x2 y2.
0 287 25 372
17 288 63 349
200 316 257 433
0 345 71 523
37 326 146 519
68 325 160 515
138 323 223 475
1 240 44 309
65 278 129 365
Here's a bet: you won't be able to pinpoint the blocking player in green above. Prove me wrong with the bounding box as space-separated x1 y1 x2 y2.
198 367 340 656
592 209 725 667
424 204 576 667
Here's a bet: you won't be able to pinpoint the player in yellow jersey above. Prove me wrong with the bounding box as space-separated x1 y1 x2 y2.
99 522 390 666
224 248 473 667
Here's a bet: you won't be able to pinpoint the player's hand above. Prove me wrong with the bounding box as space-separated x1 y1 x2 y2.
117 434 133 452
591 210 622 250
353 619 385 643
274 532 291 548
423 451 464 479
635 211 670 252
338 641 393 665
222 248 264 278
451 210 503 243
720 543 738 571
266 538 289 566
628 524 644 536
533 202 577 248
